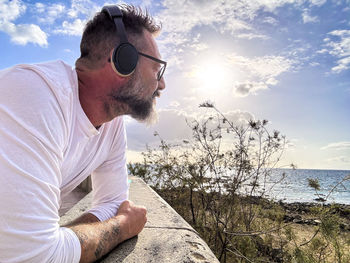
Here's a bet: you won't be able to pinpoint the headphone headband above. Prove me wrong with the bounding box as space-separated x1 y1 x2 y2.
101 5 139 77
102 6 128 44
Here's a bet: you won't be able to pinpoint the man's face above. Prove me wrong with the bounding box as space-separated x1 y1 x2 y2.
110 31 165 124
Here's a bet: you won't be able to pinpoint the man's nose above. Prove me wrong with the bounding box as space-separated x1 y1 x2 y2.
158 77 165 90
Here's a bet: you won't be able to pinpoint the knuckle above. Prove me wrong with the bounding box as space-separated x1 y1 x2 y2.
121 200 130 206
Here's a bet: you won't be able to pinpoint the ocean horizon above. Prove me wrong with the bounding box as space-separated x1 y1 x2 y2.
130 164 350 205
266 168 350 205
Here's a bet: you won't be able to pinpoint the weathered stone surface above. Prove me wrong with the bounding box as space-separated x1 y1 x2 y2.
59 187 88 217
60 177 219 263
59 193 92 226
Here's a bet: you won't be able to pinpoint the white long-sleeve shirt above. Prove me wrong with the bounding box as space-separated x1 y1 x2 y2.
0 60 129 263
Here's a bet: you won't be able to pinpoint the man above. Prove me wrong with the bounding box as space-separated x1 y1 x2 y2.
0 4 166 263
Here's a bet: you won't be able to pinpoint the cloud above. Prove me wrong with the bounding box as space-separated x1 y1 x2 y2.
309 0 327 6
262 16 278 25
228 54 293 80
35 3 66 24
218 17 252 34
158 0 220 34
35 3 45 13
233 82 269 97
184 52 293 97
53 19 86 36
309 61 320 67
323 29 350 73
0 0 99 45
0 22 48 47
302 9 319 23
0 0 48 46
286 138 298 149
125 109 193 151
0 0 26 22
316 48 328 54
67 0 98 19
125 107 255 162
332 56 350 73
321 141 350 150
156 0 305 63
49 0 99 36
326 156 350 164
236 33 269 40
125 107 254 151
228 54 293 96
169 101 180 107
190 42 209 51
185 52 289 98
140 0 152 8
223 110 255 125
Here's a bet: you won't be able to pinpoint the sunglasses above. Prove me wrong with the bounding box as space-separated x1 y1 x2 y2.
138 52 167 81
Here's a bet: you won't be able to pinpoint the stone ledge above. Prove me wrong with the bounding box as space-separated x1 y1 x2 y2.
60 176 219 263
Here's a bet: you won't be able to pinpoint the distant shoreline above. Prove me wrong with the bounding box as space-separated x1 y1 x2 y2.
279 200 350 208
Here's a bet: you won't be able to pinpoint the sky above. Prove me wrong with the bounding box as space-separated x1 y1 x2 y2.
0 0 349 170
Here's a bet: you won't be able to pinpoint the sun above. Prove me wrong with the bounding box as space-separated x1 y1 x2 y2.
191 61 231 94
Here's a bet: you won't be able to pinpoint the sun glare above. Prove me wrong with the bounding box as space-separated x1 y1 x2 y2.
192 61 231 94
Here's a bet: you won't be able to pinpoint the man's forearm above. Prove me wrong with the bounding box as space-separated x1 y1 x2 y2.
67 214 126 263
64 201 147 263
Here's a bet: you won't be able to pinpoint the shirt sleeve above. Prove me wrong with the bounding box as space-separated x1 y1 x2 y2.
88 117 129 222
0 66 81 263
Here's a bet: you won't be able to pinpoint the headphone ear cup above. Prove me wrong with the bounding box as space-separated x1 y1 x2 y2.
112 43 139 76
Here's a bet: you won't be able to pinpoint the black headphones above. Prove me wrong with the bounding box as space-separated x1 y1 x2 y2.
102 5 139 77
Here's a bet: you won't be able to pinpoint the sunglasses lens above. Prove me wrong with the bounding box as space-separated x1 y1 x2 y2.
158 65 165 81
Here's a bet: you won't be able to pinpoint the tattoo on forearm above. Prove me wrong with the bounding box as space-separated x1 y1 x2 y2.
69 219 122 262
94 230 108 258
112 223 120 236
74 229 89 247
94 221 121 259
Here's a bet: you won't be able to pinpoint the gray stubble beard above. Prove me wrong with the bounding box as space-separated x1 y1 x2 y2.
110 74 159 125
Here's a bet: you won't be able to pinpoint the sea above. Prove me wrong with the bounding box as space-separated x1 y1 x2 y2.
265 169 350 204
134 165 350 205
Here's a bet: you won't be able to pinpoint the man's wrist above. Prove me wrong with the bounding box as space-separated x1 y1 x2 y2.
111 214 128 243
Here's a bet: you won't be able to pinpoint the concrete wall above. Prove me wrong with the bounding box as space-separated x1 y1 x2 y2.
78 175 92 192
60 176 219 263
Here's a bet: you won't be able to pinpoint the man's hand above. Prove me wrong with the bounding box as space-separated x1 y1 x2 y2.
117 200 147 241
67 201 147 263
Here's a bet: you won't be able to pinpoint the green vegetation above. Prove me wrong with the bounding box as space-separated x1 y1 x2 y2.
128 103 350 262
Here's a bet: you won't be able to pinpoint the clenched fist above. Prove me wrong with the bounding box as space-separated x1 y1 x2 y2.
116 200 147 241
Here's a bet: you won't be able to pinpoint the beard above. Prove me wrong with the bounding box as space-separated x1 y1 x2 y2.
111 74 159 125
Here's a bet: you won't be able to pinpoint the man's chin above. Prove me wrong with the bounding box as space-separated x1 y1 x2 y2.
131 106 158 126
142 107 159 126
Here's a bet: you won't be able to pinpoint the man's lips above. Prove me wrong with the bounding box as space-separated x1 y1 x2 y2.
153 90 161 98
